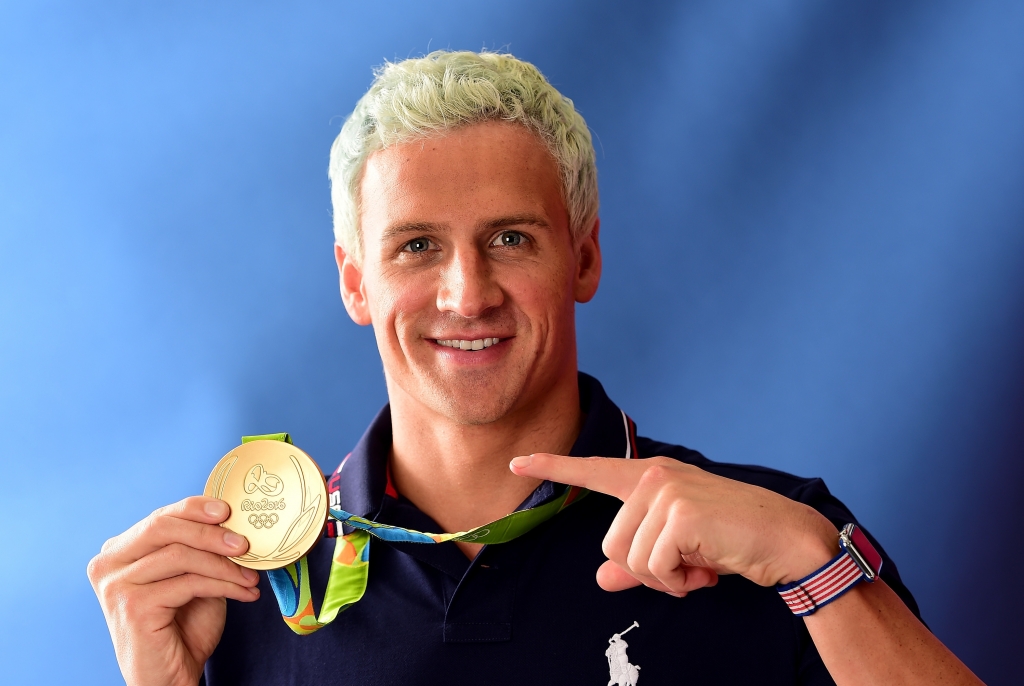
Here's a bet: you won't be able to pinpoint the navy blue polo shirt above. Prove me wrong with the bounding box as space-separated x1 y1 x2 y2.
205 373 920 685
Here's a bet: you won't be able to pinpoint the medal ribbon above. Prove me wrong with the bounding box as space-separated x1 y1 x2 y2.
248 410 636 635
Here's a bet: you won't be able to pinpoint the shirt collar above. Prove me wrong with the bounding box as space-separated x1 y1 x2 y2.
332 372 636 519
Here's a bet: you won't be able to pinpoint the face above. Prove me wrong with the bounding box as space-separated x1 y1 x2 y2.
337 121 601 425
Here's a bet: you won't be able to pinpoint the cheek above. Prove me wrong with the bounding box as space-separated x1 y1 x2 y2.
366 267 437 338
504 264 576 329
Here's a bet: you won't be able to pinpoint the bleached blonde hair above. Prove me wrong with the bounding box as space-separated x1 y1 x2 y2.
328 50 599 260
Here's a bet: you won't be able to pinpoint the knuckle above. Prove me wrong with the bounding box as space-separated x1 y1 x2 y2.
182 572 207 596
625 547 648 574
97 566 129 603
162 542 188 567
640 463 674 485
99 582 116 606
200 522 223 549
120 590 145 622
141 512 164 539
99 535 118 553
667 498 694 522
86 554 105 583
101 579 128 613
153 497 188 518
649 456 676 469
180 495 208 516
648 560 669 579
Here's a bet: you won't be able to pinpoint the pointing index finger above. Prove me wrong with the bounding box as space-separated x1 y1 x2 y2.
509 453 645 501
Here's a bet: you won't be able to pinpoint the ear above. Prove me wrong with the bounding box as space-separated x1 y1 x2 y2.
335 243 372 326
573 217 602 303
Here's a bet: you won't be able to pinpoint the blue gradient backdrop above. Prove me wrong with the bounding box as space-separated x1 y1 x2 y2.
1 1 1021 683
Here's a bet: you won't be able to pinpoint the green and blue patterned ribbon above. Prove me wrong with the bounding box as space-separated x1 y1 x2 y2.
245 434 588 635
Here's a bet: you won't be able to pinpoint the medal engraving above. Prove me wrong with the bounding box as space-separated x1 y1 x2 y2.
244 464 284 497
241 497 286 510
204 440 328 570
248 512 280 529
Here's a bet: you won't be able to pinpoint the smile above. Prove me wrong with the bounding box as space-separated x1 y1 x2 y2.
435 337 502 351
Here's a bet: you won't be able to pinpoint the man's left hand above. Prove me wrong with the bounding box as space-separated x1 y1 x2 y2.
510 454 840 597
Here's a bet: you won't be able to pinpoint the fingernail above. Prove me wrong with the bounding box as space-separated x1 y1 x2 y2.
510 455 533 469
204 500 228 518
251 587 260 597
242 567 259 583
224 531 246 549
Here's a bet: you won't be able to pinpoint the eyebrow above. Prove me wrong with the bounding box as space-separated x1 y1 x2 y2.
483 214 551 231
380 214 552 242
380 222 440 243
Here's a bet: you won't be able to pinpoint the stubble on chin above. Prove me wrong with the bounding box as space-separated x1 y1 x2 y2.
412 361 532 426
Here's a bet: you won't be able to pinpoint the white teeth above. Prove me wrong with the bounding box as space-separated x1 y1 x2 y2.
436 337 501 350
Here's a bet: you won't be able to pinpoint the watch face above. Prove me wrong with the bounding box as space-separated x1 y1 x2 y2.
848 525 883 576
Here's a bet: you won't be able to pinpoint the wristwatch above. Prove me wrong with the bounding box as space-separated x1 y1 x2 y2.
776 523 883 616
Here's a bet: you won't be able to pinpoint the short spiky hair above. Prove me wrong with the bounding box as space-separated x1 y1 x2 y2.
328 50 599 259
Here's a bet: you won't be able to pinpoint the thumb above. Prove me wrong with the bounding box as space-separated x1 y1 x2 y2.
596 560 644 592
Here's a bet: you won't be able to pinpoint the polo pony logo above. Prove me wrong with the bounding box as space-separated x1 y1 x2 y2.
244 464 284 497
606 621 641 686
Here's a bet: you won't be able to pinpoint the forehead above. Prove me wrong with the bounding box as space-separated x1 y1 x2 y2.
358 122 566 235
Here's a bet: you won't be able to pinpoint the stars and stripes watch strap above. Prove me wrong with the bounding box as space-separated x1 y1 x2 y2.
777 523 883 616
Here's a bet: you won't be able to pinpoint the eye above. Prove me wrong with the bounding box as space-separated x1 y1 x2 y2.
491 231 527 247
403 237 434 253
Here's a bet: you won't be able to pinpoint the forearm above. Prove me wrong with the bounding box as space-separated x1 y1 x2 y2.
805 578 982 685
510 454 984 683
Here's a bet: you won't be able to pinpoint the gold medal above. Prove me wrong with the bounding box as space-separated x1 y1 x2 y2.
204 439 328 570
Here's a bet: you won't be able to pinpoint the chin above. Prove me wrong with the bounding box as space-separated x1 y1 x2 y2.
436 389 519 426
442 404 511 426
419 374 525 426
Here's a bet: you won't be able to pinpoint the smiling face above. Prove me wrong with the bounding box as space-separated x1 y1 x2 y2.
336 121 601 425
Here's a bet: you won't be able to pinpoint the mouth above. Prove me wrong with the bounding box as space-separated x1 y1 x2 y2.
434 337 503 351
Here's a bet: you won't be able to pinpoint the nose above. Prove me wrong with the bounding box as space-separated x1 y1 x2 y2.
436 246 504 317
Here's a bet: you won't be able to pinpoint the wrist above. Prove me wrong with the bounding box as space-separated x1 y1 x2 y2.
777 522 885 617
777 507 839 585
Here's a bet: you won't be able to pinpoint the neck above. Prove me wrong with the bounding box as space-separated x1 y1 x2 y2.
385 370 582 557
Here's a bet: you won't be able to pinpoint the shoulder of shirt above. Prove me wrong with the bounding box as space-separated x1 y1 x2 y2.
635 435 834 502
635 434 923 619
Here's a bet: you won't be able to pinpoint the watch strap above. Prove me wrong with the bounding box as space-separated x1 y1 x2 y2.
777 550 867 616
777 524 880 616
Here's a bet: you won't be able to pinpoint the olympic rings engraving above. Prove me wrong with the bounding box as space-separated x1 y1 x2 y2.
248 513 280 529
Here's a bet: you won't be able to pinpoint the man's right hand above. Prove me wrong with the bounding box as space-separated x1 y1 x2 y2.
87 496 261 686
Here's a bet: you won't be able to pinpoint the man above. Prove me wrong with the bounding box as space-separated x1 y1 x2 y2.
88 51 982 685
